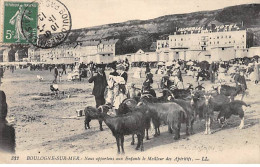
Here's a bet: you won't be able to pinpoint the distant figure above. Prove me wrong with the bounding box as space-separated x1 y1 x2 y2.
0 90 16 154
61 64 66 75
58 71 62 82
54 66 58 82
209 62 217 83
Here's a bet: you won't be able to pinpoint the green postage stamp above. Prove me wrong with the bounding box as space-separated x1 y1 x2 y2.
2 1 38 44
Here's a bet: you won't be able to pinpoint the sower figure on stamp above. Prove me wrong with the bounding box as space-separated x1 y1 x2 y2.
9 5 33 42
0 84 16 154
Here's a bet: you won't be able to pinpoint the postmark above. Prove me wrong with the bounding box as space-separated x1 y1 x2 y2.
22 0 72 48
2 1 38 44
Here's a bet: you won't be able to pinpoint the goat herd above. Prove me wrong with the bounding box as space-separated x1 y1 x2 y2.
83 83 249 154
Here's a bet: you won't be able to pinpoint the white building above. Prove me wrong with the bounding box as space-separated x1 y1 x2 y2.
156 24 255 62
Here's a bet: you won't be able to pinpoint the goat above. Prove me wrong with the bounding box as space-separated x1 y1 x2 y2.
217 100 250 129
190 90 230 134
137 101 187 140
117 98 152 144
141 90 195 136
217 84 246 101
84 105 111 131
93 105 150 154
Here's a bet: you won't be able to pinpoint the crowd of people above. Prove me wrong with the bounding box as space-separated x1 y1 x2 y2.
0 56 259 153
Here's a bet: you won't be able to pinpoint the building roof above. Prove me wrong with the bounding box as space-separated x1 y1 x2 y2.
81 41 100 46
100 39 119 45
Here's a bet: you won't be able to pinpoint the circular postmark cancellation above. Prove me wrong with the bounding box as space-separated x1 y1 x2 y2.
21 0 72 48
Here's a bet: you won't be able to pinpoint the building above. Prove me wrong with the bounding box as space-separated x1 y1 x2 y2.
155 24 255 62
169 24 253 51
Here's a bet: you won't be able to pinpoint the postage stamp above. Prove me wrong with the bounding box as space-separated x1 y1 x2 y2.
0 0 71 48
2 1 38 44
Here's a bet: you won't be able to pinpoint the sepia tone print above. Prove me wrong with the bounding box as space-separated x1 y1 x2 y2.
0 0 259 164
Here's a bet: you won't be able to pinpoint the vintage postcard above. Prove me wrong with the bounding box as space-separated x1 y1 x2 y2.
0 0 259 164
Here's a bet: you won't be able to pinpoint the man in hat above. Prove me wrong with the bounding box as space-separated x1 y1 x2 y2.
0 84 15 153
88 65 108 108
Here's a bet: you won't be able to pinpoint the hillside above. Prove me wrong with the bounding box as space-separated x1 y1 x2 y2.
66 3 260 55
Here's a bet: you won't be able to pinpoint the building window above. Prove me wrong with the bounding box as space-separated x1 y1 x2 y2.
242 35 244 38
217 36 219 39
234 40 235 43
175 39 176 41
225 36 227 38
181 38 183 41
108 54 110 56
229 41 231 44
222 48 224 50
221 36 223 38
217 41 219 44
229 35 231 38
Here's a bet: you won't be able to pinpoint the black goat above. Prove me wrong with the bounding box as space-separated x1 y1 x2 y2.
218 84 246 101
117 98 152 144
141 91 195 136
137 101 187 140
217 100 250 129
190 91 230 134
84 105 111 131
94 105 150 154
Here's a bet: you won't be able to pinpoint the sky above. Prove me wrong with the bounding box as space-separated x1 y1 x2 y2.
60 0 259 29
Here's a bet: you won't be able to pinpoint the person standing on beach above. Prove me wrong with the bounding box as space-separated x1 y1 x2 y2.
88 65 108 108
54 66 58 83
